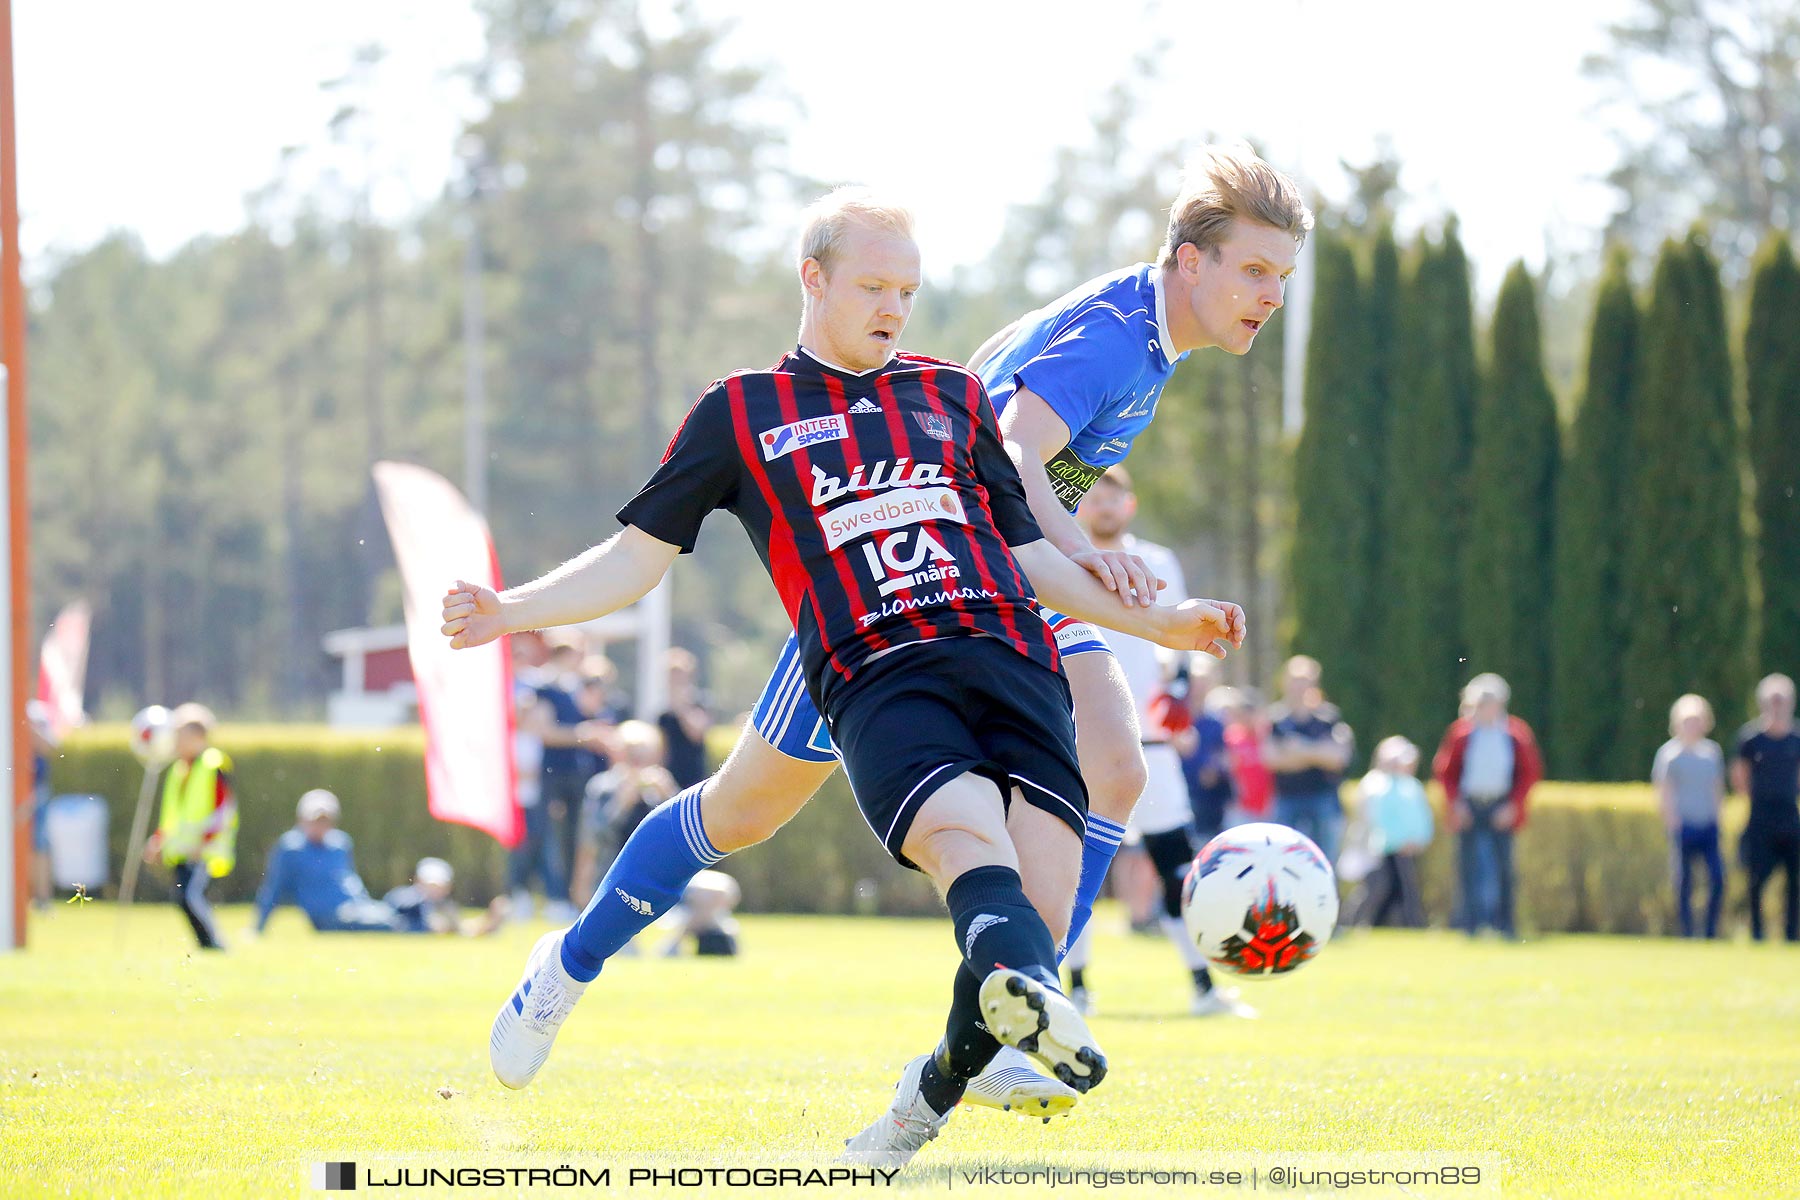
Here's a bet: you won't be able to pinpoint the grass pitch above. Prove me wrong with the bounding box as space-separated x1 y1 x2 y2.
2 902 1797 1198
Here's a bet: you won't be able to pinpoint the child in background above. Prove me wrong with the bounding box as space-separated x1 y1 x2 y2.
1211 687 1274 826
1654 694 1726 938
1346 736 1433 928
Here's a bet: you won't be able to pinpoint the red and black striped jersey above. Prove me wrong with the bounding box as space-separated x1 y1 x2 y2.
617 347 1060 711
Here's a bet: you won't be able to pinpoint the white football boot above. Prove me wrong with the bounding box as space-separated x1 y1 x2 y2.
489 928 587 1088
978 968 1108 1094
841 1055 954 1167
962 1045 1080 1122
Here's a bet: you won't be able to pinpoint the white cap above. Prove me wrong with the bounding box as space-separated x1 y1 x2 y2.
415 857 453 888
296 789 341 821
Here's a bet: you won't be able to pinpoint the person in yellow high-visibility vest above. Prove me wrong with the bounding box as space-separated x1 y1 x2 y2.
143 703 236 949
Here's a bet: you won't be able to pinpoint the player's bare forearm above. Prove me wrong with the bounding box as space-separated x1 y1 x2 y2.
503 527 678 631
1009 539 1242 656
442 525 679 649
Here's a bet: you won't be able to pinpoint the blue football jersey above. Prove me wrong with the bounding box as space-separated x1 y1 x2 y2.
977 263 1187 510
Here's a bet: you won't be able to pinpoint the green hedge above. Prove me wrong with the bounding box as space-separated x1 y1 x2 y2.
48 724 940 916
51 727 1749 933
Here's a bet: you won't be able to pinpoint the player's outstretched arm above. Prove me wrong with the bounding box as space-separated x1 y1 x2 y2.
1000 391 1159 607
440 525 680 649
1009 538 1244 658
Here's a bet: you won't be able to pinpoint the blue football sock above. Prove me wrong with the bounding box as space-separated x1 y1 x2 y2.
559 783 723 981
1059 814 1126 960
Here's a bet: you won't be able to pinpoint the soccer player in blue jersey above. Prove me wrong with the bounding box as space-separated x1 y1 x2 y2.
444 189 1242 1164
475 147 1309 1118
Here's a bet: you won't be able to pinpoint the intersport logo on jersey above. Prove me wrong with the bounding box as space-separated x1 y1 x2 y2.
760 415 847 461
819 486 966 550
809 458 947 506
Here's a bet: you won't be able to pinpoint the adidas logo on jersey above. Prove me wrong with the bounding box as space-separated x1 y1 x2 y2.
847 397 882 414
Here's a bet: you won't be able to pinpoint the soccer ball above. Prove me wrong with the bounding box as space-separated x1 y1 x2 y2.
129 705 177 766
1181 822 1338 979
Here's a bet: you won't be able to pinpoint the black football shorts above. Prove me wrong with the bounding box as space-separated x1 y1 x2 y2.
826 634 1088 870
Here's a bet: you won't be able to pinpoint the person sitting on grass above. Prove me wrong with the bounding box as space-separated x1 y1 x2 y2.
254 792 505 936
383 857 508 937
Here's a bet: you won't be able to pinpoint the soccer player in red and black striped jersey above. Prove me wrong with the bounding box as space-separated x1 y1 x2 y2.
442 190 1241 1165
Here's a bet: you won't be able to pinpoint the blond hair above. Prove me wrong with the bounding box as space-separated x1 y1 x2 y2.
170 702 217 734
1159 145 1313 269
1283 654 1322 684
797 186 915 278
1461 672 1511 710
615 719 666 768
1668 693 1715 736
1756 673 1796 705
1374 735 1419 770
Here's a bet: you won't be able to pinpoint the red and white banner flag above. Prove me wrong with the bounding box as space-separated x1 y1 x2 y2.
36 599 90 739
373 461 520 848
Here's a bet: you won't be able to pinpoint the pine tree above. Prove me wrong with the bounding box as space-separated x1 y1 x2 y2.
1378 226 1480 756
1289 232 1378 739
1620 232 1752 770
1464 263 1559 732
1361 226 1401 733
1551 247 1639 778
1745 232 1800 681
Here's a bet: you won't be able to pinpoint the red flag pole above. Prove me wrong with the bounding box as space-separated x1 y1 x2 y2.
1 0 31 950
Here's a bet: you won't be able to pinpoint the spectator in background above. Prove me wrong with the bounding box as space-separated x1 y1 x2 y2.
253 789 401 933
1264 656 1355 860
658 648 713 791
573 721 678 905
384 857 508 937
1731 673 1800 943
578 653 631 725
658 869 743 958
27 700 56 909
507 682 562 922
1212 686 1273 826
144 703 236 951
1434 673 1543 938
1174 655 1234 846
534 638 612 921
1346 736 1432 928
1655 694 1726 939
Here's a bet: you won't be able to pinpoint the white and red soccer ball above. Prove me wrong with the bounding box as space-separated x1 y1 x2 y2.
1181 822 1339 979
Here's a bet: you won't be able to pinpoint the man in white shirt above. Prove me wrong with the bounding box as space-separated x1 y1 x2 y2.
1067 467 1254 1017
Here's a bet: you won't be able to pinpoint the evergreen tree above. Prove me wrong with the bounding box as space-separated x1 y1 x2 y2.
1620 232 1752 769
1551 247 1639 778
1464 263 1559 732
1289 233 1378 738
1378 226 1480 756
1361 225 1401 732
1745 232 1800 680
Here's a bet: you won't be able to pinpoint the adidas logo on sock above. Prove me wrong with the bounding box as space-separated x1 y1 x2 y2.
614 887 654 916
964 913 1008 957
847 397 881 414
